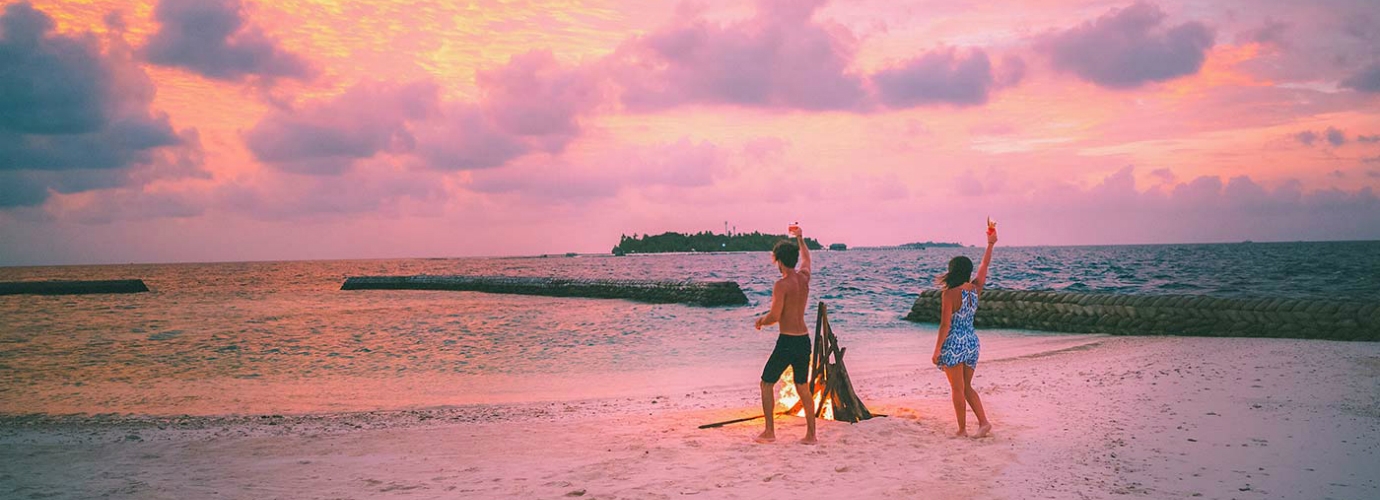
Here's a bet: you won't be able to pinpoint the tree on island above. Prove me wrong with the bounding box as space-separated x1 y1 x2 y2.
898 241 963 249
612 231 822 255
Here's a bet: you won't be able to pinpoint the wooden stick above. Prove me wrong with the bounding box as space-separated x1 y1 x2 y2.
697 412 788 429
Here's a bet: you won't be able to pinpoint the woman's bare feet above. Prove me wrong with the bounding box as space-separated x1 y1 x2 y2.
975 423 993 438
954 429 968 438
800 433 817 445
754 431 776 443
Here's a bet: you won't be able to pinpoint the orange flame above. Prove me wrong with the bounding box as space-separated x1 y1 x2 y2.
774 367 834 420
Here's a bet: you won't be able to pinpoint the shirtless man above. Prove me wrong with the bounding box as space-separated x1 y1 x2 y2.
753 226 816 444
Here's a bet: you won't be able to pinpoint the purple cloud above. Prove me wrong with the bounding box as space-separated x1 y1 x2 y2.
143 0 312 82
609 0 867 111
58 189 206 225
1295 130 1319 146
1008 168 1380 244
1038 2 1215 89
412 104 533 171
478 51 601 141
410 51 607 169
1295 127 1349 148
872 48 1017 108
246 51 601 174
0 2 198 208
244 81 439 175
467 139 728 201
1148 167 1176 184
0 3 107 135
1341 63 1380 93
1325 127 1346 147
213 165 445 220
1237 18 1289 48
954 169 985 196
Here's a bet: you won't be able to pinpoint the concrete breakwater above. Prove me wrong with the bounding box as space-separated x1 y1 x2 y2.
904 289 1379 341
341 275 749 307
0 280 149 295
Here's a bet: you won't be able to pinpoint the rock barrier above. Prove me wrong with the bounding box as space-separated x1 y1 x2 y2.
0 279 150 295
342 275 749 307
904 289 1379 341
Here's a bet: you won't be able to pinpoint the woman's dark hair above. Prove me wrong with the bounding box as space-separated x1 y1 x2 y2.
773 240 799 268
936 256 973 290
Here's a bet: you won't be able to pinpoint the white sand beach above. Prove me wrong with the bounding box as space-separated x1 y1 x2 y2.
3 335 1377 499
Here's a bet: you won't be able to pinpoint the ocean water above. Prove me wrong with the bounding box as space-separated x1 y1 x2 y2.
1 241 1376 416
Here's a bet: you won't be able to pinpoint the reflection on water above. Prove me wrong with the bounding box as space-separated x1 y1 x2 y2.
1 241 1375 415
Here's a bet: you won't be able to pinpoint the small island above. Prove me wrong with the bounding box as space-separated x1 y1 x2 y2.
898 241 964 249
613 231 822 255
852 241 966 250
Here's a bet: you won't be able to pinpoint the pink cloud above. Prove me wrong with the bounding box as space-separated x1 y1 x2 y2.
1037 2 1215 89
608 0 868 111
1236 18 1290 48
244 50 602 174
871 48 1019 107
478 50 602 140
143 0 313 82
956 166 1380 244
244 81 440 174
467 138 729 202
212 163 446 220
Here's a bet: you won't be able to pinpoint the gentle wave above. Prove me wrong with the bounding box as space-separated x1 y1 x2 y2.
1 240 1376 415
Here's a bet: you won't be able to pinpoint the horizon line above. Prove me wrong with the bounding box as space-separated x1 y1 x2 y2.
3 238 1377 269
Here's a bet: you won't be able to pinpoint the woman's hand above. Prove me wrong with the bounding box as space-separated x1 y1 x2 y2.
987 230 998 246
931 350 941 366
754 316 763 330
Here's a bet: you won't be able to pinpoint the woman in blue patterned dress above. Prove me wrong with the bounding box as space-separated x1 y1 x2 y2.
930 223 997 437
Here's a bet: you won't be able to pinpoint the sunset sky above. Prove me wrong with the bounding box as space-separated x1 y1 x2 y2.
1 0 1378 265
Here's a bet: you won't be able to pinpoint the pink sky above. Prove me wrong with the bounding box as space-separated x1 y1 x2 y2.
1 0 1378 265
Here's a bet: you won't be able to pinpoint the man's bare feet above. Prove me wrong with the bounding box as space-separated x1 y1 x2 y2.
800 434 817 445
974 423 993 438
754 431 776 443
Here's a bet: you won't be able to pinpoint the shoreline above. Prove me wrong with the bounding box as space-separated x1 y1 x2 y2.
4 335 1377 499
0 332 1103 417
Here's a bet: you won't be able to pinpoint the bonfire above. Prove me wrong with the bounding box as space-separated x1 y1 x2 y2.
700 302 875 428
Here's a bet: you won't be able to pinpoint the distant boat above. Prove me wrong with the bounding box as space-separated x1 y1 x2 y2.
829 243 848 251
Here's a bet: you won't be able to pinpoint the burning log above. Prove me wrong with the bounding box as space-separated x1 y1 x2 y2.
781 302 875 422
699 302 878 429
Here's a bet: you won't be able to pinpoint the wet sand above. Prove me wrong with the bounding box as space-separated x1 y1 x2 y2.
2 336 1377 499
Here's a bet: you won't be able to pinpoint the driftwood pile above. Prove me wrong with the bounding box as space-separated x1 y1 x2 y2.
781 302 874 422
341 275 749 307
905 289 1379 341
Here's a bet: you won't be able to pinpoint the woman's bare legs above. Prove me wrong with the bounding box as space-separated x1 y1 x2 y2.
943 364 968 436
963 365 992 437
